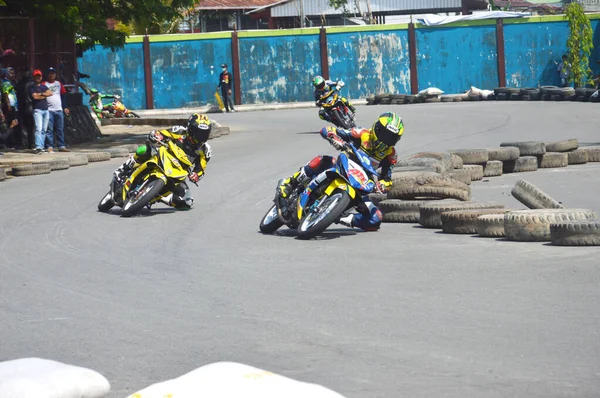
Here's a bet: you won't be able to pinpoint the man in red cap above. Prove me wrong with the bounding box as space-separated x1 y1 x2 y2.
28 69 52 154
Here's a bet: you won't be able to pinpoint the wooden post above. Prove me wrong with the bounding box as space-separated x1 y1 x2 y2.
408 22 419 94
319 27 329 80
29 18 35 70
143 35 154 109
231 31 242 106
496 19 506 88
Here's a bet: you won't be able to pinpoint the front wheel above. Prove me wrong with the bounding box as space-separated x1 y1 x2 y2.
97 191 115 212
128 111 140 118
332 109 351 129
297 190 351 240
121 178 165 217
259 204 284 234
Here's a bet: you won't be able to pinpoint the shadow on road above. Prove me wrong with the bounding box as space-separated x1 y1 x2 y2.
259 227 357 240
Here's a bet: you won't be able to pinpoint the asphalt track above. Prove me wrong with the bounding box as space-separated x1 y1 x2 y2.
1 101 599 398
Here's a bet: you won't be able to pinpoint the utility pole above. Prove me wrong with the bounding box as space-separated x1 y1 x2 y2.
299 0 305 28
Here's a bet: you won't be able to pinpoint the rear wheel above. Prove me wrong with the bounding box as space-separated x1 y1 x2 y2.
121 178 165 217
297 190 351 239
332 109 351 129
97 191 115 212
259 204 284 234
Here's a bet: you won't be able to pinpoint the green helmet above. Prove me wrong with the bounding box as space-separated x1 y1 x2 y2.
89 88 99 94
372 112 404 148
313 76 325 89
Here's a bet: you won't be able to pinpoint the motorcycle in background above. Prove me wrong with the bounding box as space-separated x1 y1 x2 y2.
76 79 140 119
317 83 356 130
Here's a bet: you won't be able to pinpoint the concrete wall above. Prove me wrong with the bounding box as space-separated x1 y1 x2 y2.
416 23 498 93
78 15 600 109
239 31 321 104
149 37 231 109
78 42 146 110
327 27 411 99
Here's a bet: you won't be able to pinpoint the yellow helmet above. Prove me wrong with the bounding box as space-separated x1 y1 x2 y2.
187 113 212 144
372 112 404 149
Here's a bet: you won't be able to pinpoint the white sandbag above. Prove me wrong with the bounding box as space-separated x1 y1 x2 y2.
480 89 494 99
0 357 110 398
127 361 347 398
468 86 482 97
417 87 444 97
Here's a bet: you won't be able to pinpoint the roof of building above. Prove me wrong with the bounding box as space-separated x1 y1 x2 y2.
195 0 282 10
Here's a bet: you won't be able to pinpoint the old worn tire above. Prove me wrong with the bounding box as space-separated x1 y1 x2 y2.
536 152 568 168
545 138 578 152
388 175 471 201
406 152 453 173
209 129 222 139
447 169 471 185
580 146 600 162
396 158 445 174
0 167 7 181
450 154 463 169
500 141 546 156
47 158 71 171
425 97 441 103
105 147 131 158
463 164 484 181
567 149 588 165
68 154 89 166
482 160 503 177
12 163 52 177
380 199 435 223
487 146 520 161
511 179 563 209
86 151 111 162
503 156 538 173
392 171 440 182
550 221 600 246
448 149 488 164
504 209 597 242
419 201 505 229
441 208 508 234
368 193 388 206
476 214 506 237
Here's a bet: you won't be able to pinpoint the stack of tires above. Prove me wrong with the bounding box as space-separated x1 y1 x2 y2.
366 93 418 105
493 86 596 102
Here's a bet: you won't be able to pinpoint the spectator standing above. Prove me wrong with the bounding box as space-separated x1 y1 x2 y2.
557 55 571 87
44 67 70 152
16 68 35 149
1 67 21 148
28 69 52 154
217 63 235 113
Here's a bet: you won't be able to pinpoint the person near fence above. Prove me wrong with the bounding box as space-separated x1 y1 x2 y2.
556 55 571 88
44 67 70 152
28 69 53 154
1 66 21 149
217 63 235 113
16 67 35 149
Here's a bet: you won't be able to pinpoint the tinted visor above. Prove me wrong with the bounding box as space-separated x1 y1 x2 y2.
376 125 401 147
316 81 325 90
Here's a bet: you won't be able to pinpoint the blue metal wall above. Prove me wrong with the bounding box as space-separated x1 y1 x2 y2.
416 25 498 93
150 39 231 109
78 43 146 110
328 30 411 98
238 35 321 104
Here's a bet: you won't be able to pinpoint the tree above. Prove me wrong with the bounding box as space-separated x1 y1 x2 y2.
0 0 197 52
565 2 594 87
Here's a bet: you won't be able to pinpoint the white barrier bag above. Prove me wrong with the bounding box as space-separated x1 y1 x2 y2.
0 357 110 398
417 87 444 97
127 361 347 398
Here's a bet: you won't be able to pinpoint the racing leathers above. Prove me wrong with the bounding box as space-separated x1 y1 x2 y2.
279 125 397 231
314 80 356 122
113 126 212 209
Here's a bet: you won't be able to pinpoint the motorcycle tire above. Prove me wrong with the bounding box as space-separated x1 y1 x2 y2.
121 178 165 217
98 191 115 212
259 204 284 234
297 190 351 240
128 111 141 118
332 109 352 129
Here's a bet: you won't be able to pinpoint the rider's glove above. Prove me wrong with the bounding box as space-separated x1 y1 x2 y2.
189 172 201 183
114 95 121 100
202 143 212 162
330 137 346 151
149 131 163 144
376 180 392 194
336 81 345 90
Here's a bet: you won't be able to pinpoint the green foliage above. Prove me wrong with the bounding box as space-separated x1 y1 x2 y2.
2 0 196 52
328 0 348 9
565 2 594 87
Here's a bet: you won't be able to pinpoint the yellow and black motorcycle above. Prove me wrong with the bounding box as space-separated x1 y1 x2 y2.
97 141 196 217
319 88 356 130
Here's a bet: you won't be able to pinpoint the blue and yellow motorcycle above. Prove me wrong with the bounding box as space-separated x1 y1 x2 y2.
260 143 378 239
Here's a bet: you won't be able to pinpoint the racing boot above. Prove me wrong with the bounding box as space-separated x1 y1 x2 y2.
113 156 138 183
161 183 194 210
338 214 355 228
278 168 309 199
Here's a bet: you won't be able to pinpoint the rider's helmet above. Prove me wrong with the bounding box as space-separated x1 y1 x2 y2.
313 76 326 90
89 88 99 95
187 113 212 145
371 112 404 151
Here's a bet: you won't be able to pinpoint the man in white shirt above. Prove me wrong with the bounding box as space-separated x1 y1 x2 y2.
43 67 70 152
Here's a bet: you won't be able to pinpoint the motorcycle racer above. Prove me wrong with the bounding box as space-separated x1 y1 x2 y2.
278 112 404 231
313 76 356 122
89 88 119 118
113 113 213 209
